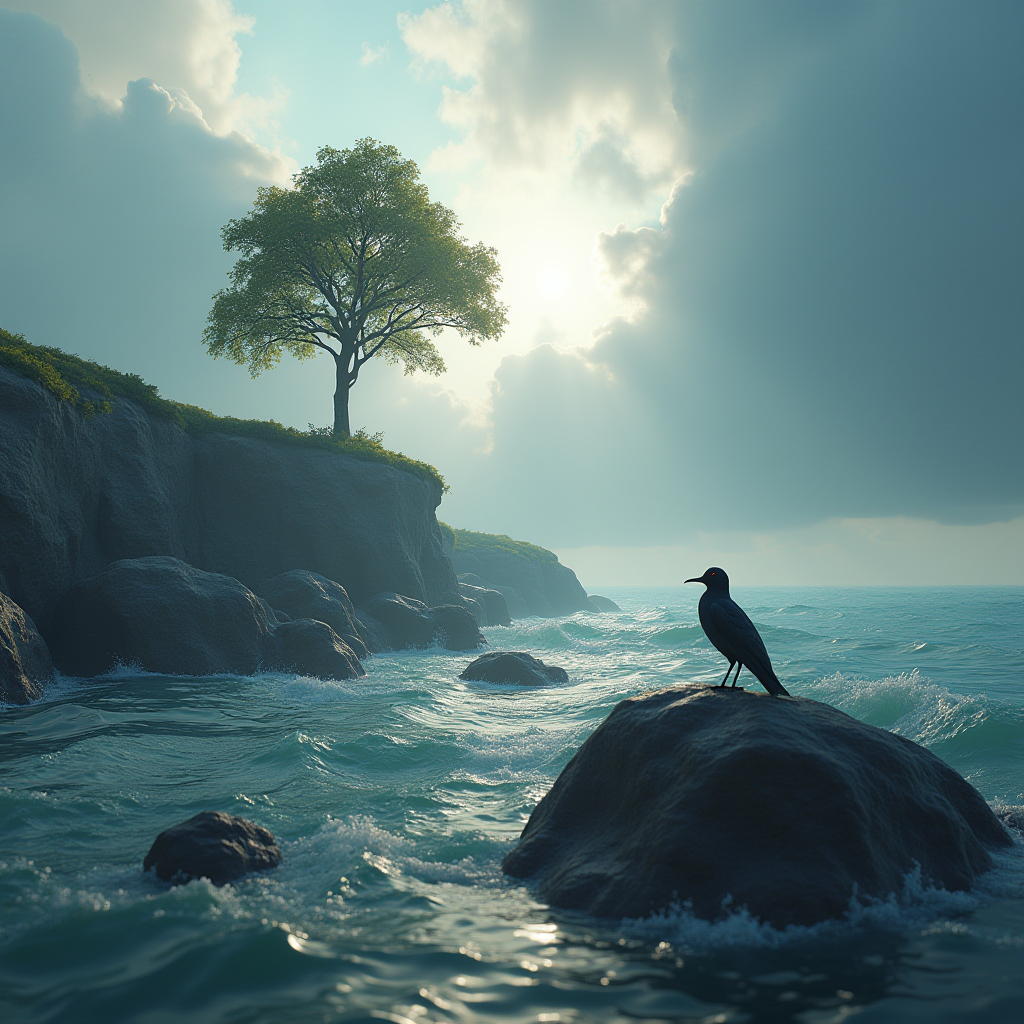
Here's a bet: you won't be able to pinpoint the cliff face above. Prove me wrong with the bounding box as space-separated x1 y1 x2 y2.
444 528 593 617
0 368 459 627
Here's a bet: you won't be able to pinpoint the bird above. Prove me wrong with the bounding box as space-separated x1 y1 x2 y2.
684 567 790 696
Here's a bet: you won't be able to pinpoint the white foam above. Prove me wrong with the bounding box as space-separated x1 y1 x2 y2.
622 845 1024 952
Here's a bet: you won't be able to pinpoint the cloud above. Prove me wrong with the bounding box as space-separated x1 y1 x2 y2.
400 0 681 200
397 0 1023 546
0 9 294 410
1 0 273 134
359 42 389 67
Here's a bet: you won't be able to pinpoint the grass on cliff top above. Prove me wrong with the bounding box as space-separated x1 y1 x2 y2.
441 523 558 563
0 327 445 489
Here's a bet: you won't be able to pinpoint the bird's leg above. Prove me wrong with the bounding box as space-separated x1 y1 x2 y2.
731 663 742 687
719 662 735 687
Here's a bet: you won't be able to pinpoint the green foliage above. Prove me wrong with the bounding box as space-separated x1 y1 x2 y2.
204 138 507 436
0 328 446 489
442 525 559 564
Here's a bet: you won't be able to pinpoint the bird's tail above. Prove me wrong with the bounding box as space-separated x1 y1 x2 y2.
761 669 790 697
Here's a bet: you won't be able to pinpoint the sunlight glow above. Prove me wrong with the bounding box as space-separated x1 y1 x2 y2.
535 266 570 298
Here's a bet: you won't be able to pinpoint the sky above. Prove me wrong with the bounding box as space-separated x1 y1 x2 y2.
0 0 1021 585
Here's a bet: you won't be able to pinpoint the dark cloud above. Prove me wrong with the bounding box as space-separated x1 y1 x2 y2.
435 0 1024 543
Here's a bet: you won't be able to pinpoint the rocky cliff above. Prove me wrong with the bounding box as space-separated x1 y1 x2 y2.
443 526 595 617
0 366 459 628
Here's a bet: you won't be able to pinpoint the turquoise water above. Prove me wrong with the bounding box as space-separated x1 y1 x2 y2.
2 586 1023 1023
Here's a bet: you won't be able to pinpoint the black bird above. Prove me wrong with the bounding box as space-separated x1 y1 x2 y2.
684 567 790 696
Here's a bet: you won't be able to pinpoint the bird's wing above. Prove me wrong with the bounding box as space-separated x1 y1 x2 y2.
707 598 788 695
707 599 771 665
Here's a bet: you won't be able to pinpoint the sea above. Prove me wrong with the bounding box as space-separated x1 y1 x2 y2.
2 585 1023 1024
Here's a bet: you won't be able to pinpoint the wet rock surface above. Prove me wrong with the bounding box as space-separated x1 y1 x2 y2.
587 594 621 612
458 583 512 627
0 366 459 626
47 556 367 680
49 556 272 678
257 570 369 659
0 590 54 704
143 811 281 885
503 685 1011 927
363 593 484 651
460 651 569 686
269 618 365 680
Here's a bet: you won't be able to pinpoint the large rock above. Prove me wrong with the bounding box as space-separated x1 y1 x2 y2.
0 366 459 628
352 608 389 653
363 593 484 651
143 811 281 885
1 591 54 704
49 556 272 677
48 556 369 679
256 570 368 659
493 585 530 619
428 604 487 651
460 583 512 627
269 618 365 680
503 685 1010 927
460 651 568 686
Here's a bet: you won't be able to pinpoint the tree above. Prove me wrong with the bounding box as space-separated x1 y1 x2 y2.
204 139 507 437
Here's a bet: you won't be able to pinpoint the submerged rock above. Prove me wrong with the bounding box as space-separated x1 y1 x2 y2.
0 591 54 704
363 593 484 651
269 618 365 680
143 811 281 885
460 651 568 686
49 556 272 677
502 685 1010 927
257 569 369 659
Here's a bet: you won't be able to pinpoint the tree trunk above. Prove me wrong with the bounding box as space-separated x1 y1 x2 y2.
333 358 351 438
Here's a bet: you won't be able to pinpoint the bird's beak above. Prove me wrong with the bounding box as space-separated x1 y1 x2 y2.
684 577 701 584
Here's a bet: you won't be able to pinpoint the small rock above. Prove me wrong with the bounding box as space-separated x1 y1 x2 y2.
997 806 1024 833
143 811 281 885
363 593 484 651
460 583 512 627
1 591 54 704
428 604 486 651
461 651 568 686
270 618 365 680
588 594 621 613
352 608 389 653
257 570 368 659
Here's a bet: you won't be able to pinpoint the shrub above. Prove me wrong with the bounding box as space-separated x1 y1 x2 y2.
442 525 558 563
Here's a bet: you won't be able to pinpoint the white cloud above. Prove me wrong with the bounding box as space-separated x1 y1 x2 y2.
2 0 276 134
359 42 389 66
400 0 681 199
0 9 293 412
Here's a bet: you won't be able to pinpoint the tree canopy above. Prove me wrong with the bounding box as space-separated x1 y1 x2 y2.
204 139 507 436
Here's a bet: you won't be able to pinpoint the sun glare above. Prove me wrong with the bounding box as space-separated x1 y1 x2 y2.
536 266 570 298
